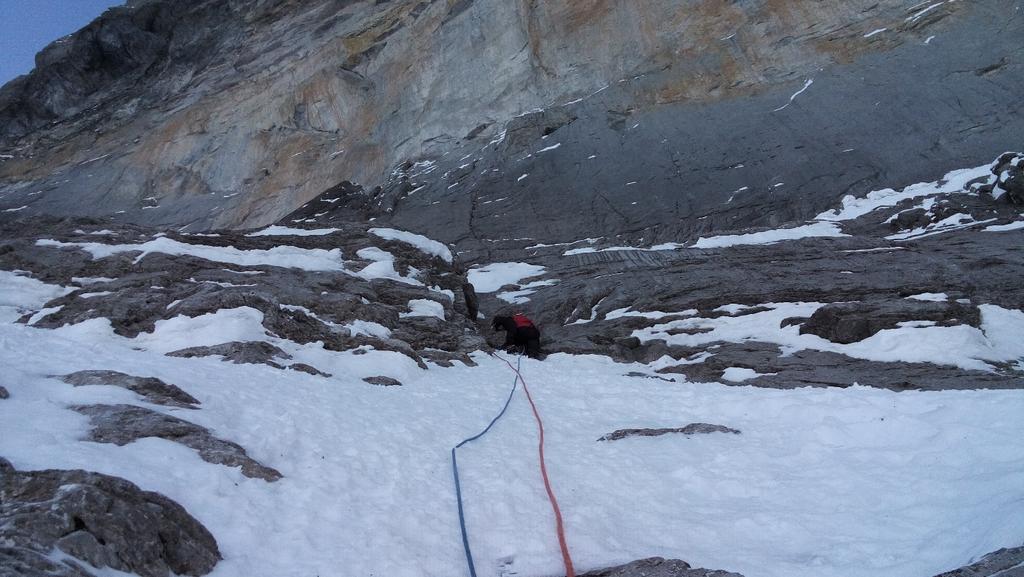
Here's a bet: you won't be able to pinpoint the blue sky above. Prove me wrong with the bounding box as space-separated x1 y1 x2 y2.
0 0 125 87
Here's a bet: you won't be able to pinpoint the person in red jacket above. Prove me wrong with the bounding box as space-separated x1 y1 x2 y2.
491 312 541 358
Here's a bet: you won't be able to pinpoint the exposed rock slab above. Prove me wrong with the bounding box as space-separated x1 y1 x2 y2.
167 340 292 367
578 557 743 577
653 343 1024 392
0 217 480 370
599 424 740 442
0 457 219 577
363 376 402 387
287 362 332 377
60 370 199 408
932 545 1024 577
799 300 979 344
73 404 282 481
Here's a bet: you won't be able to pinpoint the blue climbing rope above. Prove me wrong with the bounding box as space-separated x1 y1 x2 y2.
451 354 521 577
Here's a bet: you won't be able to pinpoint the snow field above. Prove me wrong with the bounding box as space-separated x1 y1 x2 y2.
0 305 1022 577
354 245 424 285
497 279 560 305
1 272 1023 577
468 262 547 293
0 270 75 322
33 235 449 288
369 227 454 263
36 237 347 272
245 226 341 237
691 222 848 248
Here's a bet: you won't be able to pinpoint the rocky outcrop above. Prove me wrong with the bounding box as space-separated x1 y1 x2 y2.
0 457 220 577
931 545 1024 577
798 300 980 344
0 385 8 399
73 404 282 481
0 216 481 368
60 370 200 408
363 375 402 387
598 424 740 442
167 340 292 366
287 362 332 377
167 341 337 375
654 343 1024 392
578 557 743 577
980 152 1024 205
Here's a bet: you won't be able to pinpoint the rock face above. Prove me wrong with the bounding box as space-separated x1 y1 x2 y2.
73 404 283 481
0 457 220 577
60 370 200 408
1 1 1021 239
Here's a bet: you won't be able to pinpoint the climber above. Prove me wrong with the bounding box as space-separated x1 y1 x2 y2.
491 312 541 359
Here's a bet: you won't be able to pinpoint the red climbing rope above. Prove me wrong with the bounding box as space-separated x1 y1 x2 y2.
495 353 576 577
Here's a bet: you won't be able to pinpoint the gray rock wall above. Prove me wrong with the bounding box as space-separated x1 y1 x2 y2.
2 0 1019 237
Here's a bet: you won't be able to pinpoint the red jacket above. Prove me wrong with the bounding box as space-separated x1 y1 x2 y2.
512 314 535 328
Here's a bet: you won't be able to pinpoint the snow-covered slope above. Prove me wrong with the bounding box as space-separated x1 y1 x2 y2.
2 151 1024 577
2 319 1023 577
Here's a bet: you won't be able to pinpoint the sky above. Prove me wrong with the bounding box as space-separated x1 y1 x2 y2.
0 0 125 87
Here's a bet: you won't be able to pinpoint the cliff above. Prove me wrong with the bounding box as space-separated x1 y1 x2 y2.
1 0 1020 238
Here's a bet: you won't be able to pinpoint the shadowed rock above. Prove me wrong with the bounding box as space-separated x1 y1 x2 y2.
420 348 477 367
978 152 1024 205
0 457 220 577
931 544 1024 576
1 217 481 372
60 370 199 408
287 363 332 377
578 557 744 577
798 300 980 344
0 385 8 399
599 424 740 442
651 343 1024 391
167 341 291 367
625 372 677 382
363 376 402 387
73 404 282 481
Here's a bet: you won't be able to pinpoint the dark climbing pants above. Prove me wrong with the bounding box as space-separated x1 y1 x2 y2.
505 326 541 358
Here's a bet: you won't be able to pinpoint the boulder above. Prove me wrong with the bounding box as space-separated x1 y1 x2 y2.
0 457 220 577
987 152 1024 205
167 341 291 367
363 376 402 387
598 424 741 442
799 300 979 344
73 404 282 481
578 557 744 577
60 370 199 408
287 363 332 377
